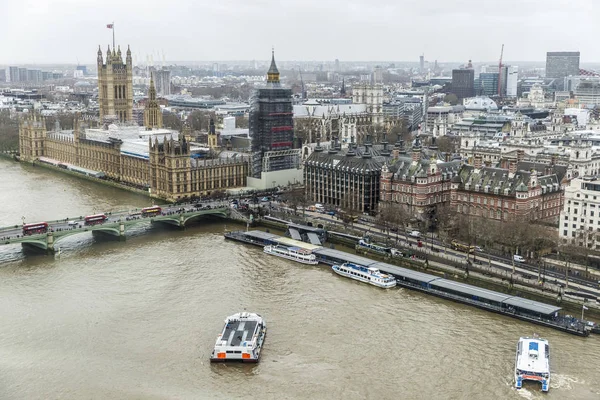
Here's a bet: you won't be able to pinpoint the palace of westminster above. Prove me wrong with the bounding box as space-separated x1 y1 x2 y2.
18 45 250 201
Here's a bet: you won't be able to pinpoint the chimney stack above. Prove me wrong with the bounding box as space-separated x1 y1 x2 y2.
474 154 483 170
509 161 517 177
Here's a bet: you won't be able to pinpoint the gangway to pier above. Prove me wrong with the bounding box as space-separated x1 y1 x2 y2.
288 228 302 241
307 232 321 245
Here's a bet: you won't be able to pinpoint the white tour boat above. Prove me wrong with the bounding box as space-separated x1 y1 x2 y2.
263 245 319 265
515 336 550 392
332 262 397 288
210 312 267 363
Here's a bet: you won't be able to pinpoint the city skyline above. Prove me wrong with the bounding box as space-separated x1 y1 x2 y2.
3 0 598 64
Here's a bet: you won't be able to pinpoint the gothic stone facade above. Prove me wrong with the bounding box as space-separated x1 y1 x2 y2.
97 45 133 123
19 114 249 201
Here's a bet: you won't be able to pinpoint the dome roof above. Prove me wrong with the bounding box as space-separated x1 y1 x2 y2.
464 96 498 111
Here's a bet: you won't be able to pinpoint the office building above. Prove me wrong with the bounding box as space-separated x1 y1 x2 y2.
560 176 600 248
97 44 133 123
546 52 580 90
153 68 171 96
546 52 580 79
506 66 519 97
18 68 28 82
0 69 5 83
451 68 475 100
8 66 19 83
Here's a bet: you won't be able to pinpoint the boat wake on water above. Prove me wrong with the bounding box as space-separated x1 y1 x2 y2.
550 373 582 390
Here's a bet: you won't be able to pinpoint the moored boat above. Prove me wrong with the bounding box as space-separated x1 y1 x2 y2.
263 244 318 265
515 335 550 392
332 262 397 288
210 312 266 363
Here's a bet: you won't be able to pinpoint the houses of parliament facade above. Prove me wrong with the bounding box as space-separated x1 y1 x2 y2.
18 45 249 202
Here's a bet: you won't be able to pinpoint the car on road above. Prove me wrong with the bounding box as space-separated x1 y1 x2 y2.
68 221 78 227
409 230 421 238
513 254 525 263
474 246 483 252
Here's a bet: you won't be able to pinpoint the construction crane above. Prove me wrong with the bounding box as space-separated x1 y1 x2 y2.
497 44 504 98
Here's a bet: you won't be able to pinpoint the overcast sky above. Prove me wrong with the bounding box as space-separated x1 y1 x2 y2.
3 0 598 65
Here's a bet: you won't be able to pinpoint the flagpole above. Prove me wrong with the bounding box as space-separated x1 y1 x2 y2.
112 21 115 50
582 304 585 321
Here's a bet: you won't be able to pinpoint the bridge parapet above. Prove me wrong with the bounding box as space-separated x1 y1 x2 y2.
1 207 232 254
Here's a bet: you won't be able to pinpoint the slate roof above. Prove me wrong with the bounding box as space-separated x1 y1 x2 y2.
387 156 461 180
305 144 390 172
456 165 561 195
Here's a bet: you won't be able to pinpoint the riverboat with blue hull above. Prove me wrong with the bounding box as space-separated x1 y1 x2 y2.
210 312 267 363
264 245 318 265
515 336 550 392
332 262 397 288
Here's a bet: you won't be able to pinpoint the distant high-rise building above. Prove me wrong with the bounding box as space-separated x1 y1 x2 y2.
27 69 42 83
506 66 519 97
0 69 6 83
546 51 580 89
18 68 28 82
76 65 88 76
334 58 340 72
451 68 475 100
153 68 171 96
249 51 298 179
97 44 133 123
419 54 424 73
8 66 19 83
372 66 383 84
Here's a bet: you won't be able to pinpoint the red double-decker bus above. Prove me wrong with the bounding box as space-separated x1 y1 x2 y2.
22 222 49 236
141 206 162 217
84 214 108 226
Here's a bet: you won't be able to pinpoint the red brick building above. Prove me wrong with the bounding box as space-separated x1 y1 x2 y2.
449 154 565 222
379 139 462 217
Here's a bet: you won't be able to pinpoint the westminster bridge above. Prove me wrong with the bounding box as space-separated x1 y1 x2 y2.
0 201 250 254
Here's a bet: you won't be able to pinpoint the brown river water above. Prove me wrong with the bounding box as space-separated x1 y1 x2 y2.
0 159 599 399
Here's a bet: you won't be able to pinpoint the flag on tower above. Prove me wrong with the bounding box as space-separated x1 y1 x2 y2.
583 305 589 310
106 24 113 29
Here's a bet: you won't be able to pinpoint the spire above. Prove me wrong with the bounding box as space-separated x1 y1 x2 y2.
148 72 157 100
267 48 280 84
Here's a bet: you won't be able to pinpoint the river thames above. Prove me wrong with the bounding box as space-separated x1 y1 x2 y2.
0 158 599 400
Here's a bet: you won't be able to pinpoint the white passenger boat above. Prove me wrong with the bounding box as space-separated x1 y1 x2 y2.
332 262 397 288
263 245 319 265
515 336 550 392
210 312 267 363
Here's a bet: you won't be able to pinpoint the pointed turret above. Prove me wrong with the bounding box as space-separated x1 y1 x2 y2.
267 49 280 84
126 45 132 66
97 45 103 65
106 45 112 64
148 72 157 100
117 45 122 62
